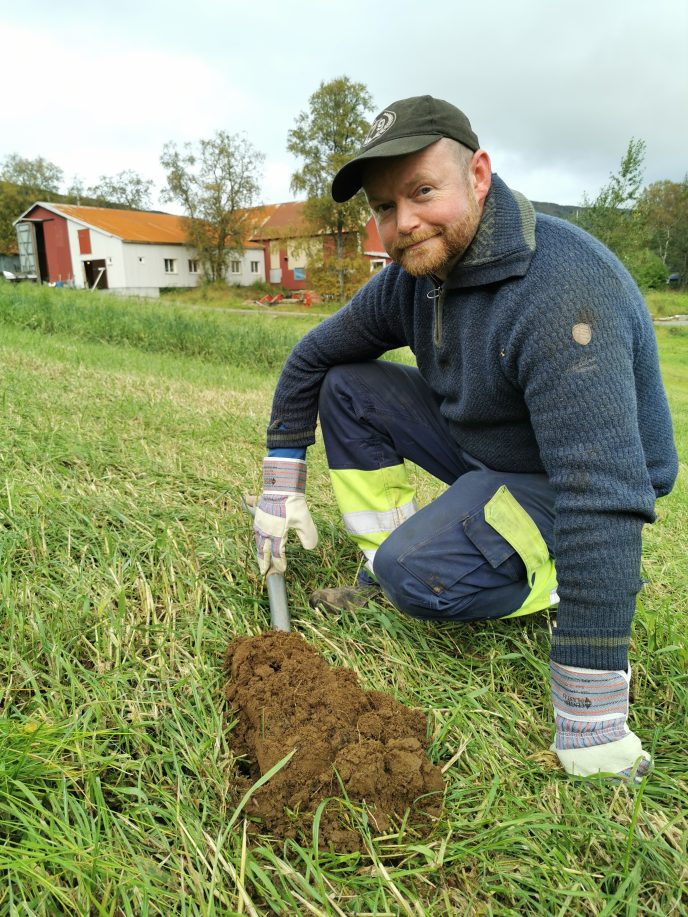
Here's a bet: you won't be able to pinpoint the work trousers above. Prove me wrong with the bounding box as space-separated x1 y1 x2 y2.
318 361 557 622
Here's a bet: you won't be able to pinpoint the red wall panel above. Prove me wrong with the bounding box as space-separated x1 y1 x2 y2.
24 205 73 282
78 228 91 255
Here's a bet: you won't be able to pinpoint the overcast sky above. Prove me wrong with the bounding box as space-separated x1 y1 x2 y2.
2 0 686 211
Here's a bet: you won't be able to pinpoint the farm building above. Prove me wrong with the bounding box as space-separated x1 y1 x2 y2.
13 200 391 297
245 202 390 292
13 203 265 296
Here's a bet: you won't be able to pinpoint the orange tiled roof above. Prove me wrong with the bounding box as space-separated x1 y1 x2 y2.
46 203 263 249
243 201 312 241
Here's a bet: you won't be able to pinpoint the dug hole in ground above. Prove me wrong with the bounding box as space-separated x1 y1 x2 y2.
224 631 445 851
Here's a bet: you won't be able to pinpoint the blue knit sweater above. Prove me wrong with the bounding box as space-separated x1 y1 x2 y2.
267 176 678 669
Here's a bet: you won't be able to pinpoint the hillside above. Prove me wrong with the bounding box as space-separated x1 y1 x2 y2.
0 180 167 255
531 200 581 220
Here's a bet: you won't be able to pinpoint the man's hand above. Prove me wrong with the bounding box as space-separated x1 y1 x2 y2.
252 458 318 576
550 661 652 782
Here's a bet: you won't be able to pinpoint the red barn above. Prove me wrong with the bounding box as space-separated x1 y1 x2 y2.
244 202 391 292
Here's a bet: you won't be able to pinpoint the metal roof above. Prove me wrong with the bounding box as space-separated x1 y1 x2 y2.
21 203 263 249
49 204 190 244
244 202 312 240
14 200 379 252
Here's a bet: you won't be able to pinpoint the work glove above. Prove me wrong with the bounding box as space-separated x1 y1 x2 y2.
252 458 318 576
550 661 652 782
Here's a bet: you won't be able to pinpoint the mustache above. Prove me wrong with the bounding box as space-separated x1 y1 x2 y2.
393 230 440 251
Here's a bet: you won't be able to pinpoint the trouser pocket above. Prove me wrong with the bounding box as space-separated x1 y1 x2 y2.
380 487 530 620
376 481 555 622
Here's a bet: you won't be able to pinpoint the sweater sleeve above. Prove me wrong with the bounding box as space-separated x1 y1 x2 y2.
266 266 410 449
509 240 665 670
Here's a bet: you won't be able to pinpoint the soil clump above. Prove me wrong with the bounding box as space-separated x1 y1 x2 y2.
224 631 444 850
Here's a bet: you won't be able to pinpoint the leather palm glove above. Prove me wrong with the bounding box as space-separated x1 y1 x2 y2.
550 661 652 782
253 458 318 576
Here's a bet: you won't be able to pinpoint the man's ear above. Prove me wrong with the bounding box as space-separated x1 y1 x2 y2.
470 150 492 206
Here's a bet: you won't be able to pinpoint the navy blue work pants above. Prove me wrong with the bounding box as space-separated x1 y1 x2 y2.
318 361 556 622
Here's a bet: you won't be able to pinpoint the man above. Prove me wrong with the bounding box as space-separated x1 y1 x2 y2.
253 96 678 780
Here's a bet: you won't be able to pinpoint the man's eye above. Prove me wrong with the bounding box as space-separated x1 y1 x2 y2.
418 186 432 196
376 203 393 214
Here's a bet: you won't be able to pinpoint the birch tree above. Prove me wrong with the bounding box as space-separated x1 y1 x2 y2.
288 77 375 300
161 132 264 282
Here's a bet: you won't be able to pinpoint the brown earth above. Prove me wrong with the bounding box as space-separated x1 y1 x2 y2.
224 631 445 850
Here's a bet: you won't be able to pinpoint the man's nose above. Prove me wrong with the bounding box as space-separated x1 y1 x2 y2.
395 200 421 235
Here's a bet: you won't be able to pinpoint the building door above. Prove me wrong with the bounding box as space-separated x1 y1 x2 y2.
83 259 108 290
16 222 38 278
34 222 49 282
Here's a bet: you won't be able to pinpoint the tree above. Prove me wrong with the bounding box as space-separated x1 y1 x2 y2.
287 76 375 300
1 154 63 196
574 138 645 250
65 175 87 205
573 138 648 260
638 178 688 282
160 131 264 283
304 246 372 301
0 154 64 254
87 170 154 209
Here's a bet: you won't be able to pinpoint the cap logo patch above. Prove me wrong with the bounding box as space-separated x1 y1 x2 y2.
364 110 396 146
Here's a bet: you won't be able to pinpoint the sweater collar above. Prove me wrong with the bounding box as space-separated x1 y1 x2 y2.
443 174 537 290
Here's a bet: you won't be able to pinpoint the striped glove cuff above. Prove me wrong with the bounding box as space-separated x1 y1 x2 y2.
550 662 652 780
262 457 307 494
550 661 630 750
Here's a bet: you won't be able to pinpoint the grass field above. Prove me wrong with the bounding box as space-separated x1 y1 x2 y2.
0 282 686 916
164 281 688 322
645 289 688 320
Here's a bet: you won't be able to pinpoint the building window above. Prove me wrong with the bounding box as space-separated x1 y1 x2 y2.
230 260 241 273
293 267 306 281
164 258 177 273
188 259 199 273
250 261 260 274
370 259 386 273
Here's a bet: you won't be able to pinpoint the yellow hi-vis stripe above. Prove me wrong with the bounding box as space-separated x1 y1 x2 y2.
329 465 417 555
483 485 558 618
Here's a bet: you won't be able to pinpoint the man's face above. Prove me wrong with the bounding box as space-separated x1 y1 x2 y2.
363 139 487 278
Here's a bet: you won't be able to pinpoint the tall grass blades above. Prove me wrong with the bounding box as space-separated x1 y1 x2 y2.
0 285 685 915
0 282 316 370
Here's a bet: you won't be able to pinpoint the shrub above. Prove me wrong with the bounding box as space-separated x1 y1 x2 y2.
625 250 669 290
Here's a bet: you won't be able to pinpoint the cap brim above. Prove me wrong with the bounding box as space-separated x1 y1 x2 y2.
331 134 443 203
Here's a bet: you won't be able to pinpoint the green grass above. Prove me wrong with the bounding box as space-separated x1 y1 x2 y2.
645 288 688 319
0 281 326 370
159 281 343 318
0 283 686 915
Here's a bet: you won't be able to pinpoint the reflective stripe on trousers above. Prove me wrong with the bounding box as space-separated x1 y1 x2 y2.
330 465 418 566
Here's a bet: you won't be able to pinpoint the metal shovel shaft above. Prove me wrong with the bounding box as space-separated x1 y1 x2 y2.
242 495 291 632
265 573 290 632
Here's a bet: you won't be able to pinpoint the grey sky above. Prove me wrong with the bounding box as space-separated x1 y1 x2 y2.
2 0 686 210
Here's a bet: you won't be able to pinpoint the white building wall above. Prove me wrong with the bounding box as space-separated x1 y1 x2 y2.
65 220 87 285
62 216 264 296
68 226 127 290
286 239 314 270
268 242 282 284
224 249 265 286
120 243 201 295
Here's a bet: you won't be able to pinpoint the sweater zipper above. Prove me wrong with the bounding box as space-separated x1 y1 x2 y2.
433 285 445 348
